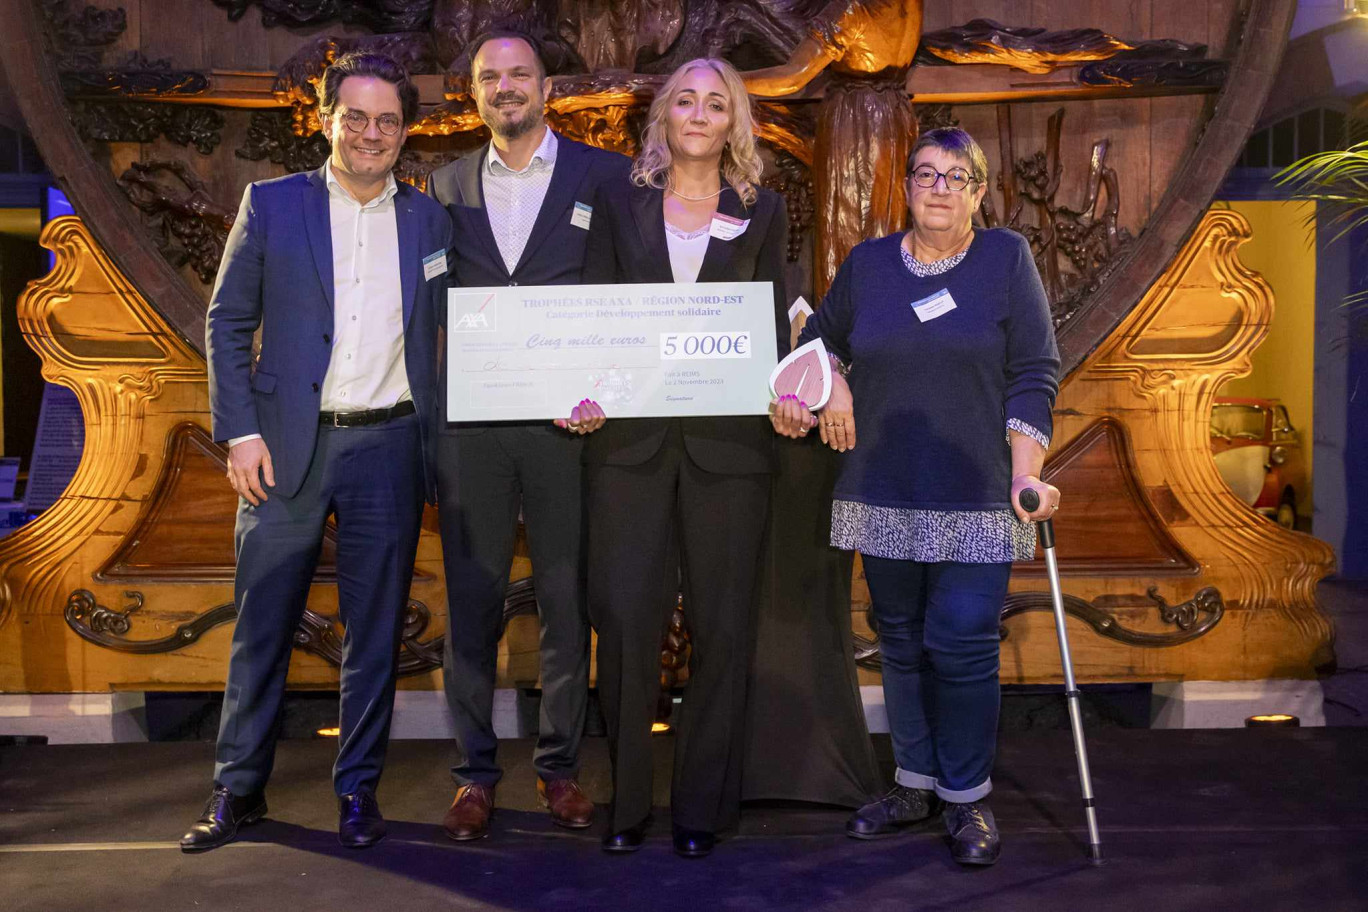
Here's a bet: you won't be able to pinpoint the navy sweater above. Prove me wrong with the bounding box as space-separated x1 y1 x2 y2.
798 229 1060 512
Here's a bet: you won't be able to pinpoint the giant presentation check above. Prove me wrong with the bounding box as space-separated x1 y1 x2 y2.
446 282 778 422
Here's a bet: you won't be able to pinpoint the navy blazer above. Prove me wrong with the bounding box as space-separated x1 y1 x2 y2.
580 179 790 475
426 133 630 430
206 166 454 501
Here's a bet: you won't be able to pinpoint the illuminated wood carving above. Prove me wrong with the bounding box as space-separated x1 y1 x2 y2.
1025 417 1198 577
1049 209 1335 679
0 216 203 642
1 0 1293 374
95 422 340 582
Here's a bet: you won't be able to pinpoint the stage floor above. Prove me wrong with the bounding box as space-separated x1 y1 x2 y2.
2 729 1365 911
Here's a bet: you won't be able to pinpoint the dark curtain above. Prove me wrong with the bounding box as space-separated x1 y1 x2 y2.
742 433 882 807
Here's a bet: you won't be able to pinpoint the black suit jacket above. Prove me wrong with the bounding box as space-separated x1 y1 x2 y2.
426 134 630 432
580 179 790 475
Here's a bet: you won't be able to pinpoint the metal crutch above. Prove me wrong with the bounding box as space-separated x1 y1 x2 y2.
1019 487 1104 865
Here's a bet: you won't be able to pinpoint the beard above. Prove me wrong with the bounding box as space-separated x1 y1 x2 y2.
483 92 541 141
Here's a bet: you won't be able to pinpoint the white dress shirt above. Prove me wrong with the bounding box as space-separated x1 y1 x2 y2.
320 162 411 413
229 162 410 448
484 128 558 274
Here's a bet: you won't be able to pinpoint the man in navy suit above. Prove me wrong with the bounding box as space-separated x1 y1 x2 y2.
426 29 627 841
182 52 453 852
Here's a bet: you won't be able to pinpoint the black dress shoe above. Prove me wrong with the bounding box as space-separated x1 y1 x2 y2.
846 785 941 840
602 816 650 854
180 783 267 852
339 788 386 849
943 801 1001 866
672 824 715 858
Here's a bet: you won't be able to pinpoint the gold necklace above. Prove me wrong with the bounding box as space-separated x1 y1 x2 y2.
668 183 723 202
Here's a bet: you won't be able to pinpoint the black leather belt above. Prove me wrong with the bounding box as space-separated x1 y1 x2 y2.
319 399 416 428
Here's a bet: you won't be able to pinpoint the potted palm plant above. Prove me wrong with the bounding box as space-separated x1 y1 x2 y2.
1275 139 1368 315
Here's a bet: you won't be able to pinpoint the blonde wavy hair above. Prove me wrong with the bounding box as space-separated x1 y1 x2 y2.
631 58 763 207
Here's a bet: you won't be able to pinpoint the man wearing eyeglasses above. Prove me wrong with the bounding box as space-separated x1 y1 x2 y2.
185 52 453 852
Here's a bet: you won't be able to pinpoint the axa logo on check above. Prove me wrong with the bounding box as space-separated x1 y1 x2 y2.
451 292 497 332
454 312 490 329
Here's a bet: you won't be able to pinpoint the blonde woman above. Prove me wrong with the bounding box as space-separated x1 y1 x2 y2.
580 57 789 858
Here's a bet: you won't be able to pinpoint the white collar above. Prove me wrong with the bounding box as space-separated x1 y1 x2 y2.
486 128 558 175
324 160 399 207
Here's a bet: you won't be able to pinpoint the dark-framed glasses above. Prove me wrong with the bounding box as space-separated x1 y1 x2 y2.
339 110 404 136
910 165 976 191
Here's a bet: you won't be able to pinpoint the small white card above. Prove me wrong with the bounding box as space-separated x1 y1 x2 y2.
571 201 592 230
709 213 749 241
423 249 448 281
787 296 813 323
912 288 957 322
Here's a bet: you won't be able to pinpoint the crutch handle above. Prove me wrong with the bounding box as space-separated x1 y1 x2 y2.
1018 488 1056 549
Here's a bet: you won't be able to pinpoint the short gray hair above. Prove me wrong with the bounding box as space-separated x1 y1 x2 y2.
907 127 988 186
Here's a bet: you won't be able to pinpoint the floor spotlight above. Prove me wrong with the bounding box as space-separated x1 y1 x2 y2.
1246 714 1299 728
315 726 341 737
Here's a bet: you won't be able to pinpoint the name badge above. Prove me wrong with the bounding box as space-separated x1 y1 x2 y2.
709 213 749 241
571 201 593 230
912 288 957 323
423 249 448 281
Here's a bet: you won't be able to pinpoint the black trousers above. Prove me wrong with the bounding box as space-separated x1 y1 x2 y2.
588 422 770 833
215 414 424 797
436 425 590 787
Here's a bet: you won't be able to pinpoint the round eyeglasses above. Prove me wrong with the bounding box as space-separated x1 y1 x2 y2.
909 166 977 192
339 110 404 136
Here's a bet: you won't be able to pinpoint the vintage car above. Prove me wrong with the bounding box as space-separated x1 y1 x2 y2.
1210 397 1305 529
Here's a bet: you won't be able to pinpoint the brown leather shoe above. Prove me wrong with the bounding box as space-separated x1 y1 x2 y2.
538 777 594 829
442 784 494 841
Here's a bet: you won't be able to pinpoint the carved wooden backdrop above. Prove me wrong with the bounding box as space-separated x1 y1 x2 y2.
0 0 1334 693
16 0 1259 363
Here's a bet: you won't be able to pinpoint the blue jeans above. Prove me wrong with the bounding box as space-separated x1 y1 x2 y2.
862 556 1012 803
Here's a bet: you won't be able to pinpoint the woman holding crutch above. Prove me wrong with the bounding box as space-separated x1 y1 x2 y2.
580 57 789 858
771 126 1061 866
